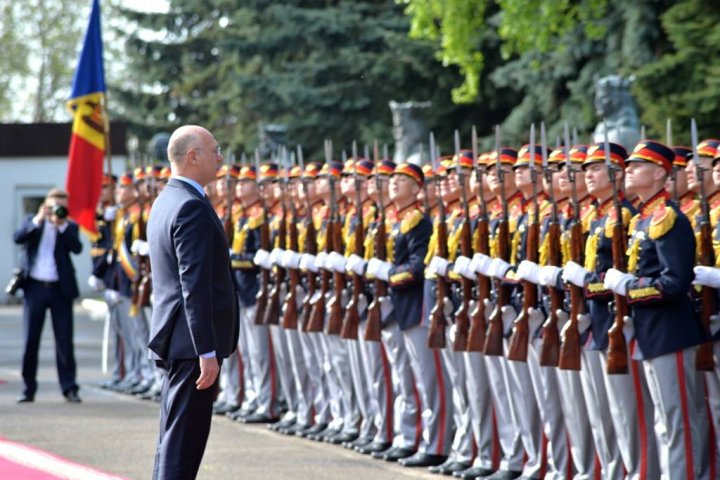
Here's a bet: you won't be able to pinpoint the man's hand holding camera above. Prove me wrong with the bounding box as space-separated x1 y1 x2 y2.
34 201 69 229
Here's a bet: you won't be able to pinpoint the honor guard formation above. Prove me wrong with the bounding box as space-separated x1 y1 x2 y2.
89 126 720 480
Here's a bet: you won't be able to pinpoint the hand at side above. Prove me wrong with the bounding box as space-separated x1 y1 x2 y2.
196 356 219 390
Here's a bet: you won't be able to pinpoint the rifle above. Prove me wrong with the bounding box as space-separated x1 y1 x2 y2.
254 149 271 325
507 124 539 362
539 123 563 367
297 147 320 332
326 142 346 336
558 122 584 371
223 150 236 244
428 132 449 349
307 140 335 333
605 122 630 374
262 150 287 326
365 140 386 342
453 131 472 352
282 151 301 330
341 142 365 339
467 126 489 352
667 119 678 202
131 154 150 311
484 126 509 356
691 119 716 371
137 162 160 309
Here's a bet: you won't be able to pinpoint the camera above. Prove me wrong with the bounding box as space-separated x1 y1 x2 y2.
5 268 25 297
53 204 69 219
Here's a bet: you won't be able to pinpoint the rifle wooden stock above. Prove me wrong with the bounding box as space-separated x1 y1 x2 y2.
428 217 449 349
365 217 387 342
484 219 509 356
263 209 286 326
283 216 300 330
559 220 584 371
507 220 539 362
696 221 715 371
301 219 318 332
341 212 365 339
254 220 271 325
539 222 562 367
326 219 345 335
467 216 489 351
453 220 472 352
606 216 629 374
308 215 332 333
131 203 152 310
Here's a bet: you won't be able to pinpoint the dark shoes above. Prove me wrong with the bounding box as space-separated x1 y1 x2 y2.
477 470 523 480
373 446 416 461
16 394 34 403
238 412 277 424
398 452 447 467
357 441 392 455
64 390 82 403
453 466 496 479
429 460 471 475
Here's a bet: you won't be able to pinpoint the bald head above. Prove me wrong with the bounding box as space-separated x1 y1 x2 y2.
167 125 222 187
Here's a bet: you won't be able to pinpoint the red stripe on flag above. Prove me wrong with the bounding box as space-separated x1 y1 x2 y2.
66 133 103 239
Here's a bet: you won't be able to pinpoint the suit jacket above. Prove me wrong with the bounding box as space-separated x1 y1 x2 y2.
13 215 82 300
147 178 239 360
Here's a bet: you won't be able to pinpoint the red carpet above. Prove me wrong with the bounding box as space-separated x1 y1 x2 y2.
0 437 126 479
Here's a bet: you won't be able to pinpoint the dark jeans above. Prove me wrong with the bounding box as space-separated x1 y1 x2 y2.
21 278 78 396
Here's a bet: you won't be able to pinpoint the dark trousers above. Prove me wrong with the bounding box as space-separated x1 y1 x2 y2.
153 359 221 480
21 278 77 397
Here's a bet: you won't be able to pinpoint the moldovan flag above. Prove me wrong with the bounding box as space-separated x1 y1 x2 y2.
66 0 106 240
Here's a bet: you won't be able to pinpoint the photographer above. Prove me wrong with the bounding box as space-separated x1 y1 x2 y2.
13 188 83 403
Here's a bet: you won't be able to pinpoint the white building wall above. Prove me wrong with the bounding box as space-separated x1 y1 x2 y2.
0 155 126 304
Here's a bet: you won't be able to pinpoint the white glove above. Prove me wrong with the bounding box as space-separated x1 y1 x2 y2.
379 295 394 322
489 258 511 279
254 249 271 268
501 305 517 334
427 256 450 277
131 239 150 256
471 253 492 275
453 255 475 280
516 260 541 284
538 265 562 287
559 311 591 337
315 251 329 270
269 248 285 266
693 266 720 289
527 307 545 337
326 251 347 273
103 206 117 221
87 275 105 292
299 253 318 273
367 258 392 282
346 254 367 276
604 268 633 296
281 250 301 269
309 289 322 304
483 298 495 321
562 261 589 287
357 293 368 316
104 289 121 306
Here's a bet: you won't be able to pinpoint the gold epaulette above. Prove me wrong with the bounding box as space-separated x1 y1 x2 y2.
401 209 423 234
604 206 633 238
584 226 601 271
247 212 264 230
648 205 676 240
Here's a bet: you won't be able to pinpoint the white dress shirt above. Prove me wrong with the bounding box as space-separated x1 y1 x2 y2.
29 219 67 282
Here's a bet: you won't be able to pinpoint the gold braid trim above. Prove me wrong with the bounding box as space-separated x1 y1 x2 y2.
510 227 521 266
626 215 641 273
539 232 550 267
584 227 601 271
648 207 676 240
424 218 439 265
387 226 397 264
560 230 571 265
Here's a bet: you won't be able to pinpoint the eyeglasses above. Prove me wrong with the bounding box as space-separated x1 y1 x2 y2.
193 146 222 155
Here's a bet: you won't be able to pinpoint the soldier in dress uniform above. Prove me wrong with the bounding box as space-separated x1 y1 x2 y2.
563 141 660 479
669 146 693 208
603 140 710 480
366 162 451 468
424 152 475 476
231 164 281 423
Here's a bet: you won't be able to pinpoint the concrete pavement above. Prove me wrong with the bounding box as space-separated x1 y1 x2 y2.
0 303 437 479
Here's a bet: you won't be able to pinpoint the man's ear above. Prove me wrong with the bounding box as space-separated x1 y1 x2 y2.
411 183 420 196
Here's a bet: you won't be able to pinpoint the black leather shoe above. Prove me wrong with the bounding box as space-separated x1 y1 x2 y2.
295 423 327 438
16 394 34 403
429 460 471 475
327 430 358 445
269 418 296 431
227 407 254 421
64 391 82 403
344 436 371 449
398 452 447 467
453 466 495 479
214 403 240 415
376 446 416 461
477 470 522 480
357 441 392 455
279 423 309 435
308 428 340 442
239 413 277 424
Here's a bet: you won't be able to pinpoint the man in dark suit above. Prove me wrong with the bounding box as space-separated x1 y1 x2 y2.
147 125 239 480
13 188 83 403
